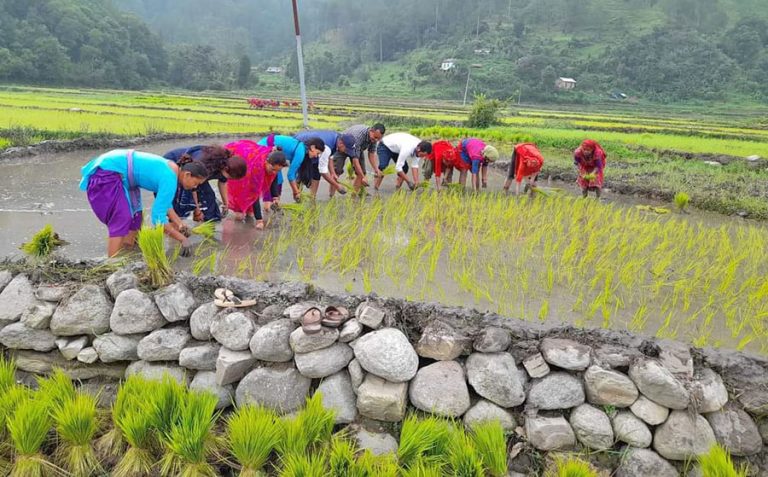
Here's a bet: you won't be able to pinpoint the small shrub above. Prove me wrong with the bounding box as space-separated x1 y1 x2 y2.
53 392 102 477
226 404 281 476
698 444 748 477
467 94 502 128
137 225 173 287
470 420 508 477
675 191 691 211
7 398 52 477
20 224 64 257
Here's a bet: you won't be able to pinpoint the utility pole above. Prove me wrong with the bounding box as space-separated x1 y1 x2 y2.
379 31 383 62
463 64 482 106
291 0 309 129
435 1 439 31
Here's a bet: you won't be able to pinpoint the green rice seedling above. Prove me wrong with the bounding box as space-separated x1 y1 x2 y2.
397 414 454 469
96 374 148 460
470 420 508 477
398 457 445 477
191 221 216 239
674 192 690 211
447 430 484 477
546 455 598 477
277 393 335 457
356 451 399 477
698 444 748 477
137 225 174 287
36 369 76 411
146 375 187 447
20 224 64 257
7 398 53 477
380 164 396 175
160 390 220 477
113 399 158 477
53 392 102 477
278 452 327 477
0 357 16 394
225 404 280 476
328 434 356 476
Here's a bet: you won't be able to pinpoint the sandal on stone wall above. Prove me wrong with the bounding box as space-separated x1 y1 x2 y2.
302 307 323 334
321 306 349 327
214 288 255 308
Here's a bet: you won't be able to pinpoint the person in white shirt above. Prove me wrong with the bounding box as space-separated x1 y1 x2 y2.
374 132 432 191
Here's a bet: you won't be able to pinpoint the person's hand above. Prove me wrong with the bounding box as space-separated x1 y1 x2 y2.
220 203 229 217
293 191 302 202
179 223 191 237
179 238 194 257
375 169 383 178
407 181 415 191
193 208 204 222
361 176 370 187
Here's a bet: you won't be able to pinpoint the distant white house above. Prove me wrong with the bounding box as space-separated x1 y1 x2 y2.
555 77 576 90
440 59 457 71
474 48 491 55
266 66 284 74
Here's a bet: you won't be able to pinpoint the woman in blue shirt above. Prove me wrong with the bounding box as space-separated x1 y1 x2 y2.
256 135 324 202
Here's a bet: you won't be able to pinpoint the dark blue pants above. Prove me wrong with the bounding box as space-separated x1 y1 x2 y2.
174 182 222 222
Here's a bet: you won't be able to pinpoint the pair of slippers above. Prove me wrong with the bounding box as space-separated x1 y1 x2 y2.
214 288 256 308
302 306 349 334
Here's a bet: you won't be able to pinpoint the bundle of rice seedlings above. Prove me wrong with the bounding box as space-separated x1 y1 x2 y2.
0 357 16 393
582 173 597 182
113 400 158 477
674 191 690 211
397 414 453 469
547 455 598 477
399 457 445 477
345 162 355 178
226 404 281 477
447 430 484 477
698 444 748 477
160 390 219 477
470 421 507 477
137 225 173 287
146 375 187 440
380 165 396 176
276 393 334 458
96 375 148 460
355 451 399 477
7 398 53 477
0 384 32 471
20 224 65 257
278 452 327 477
36 369 76 411
191 221 216 239
53 392 102 477
328 434 356 476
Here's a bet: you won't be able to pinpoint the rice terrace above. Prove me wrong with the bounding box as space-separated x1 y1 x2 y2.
1 0 768 476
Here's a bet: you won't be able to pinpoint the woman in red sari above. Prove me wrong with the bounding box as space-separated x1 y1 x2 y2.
574 139 606 198
423 140 461 190
224 138 287 229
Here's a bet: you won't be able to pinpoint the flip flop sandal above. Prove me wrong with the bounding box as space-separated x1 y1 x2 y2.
321 306 349 327
214 298 257 308
214 288 227 301
302 307 323 334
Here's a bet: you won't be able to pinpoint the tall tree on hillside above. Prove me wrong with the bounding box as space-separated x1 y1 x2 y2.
237 54 251 87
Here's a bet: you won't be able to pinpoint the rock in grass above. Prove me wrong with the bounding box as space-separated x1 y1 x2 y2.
216 347 257 386
616 448 679 477
92 332 142 363
250 319 295 362
584 365 639 407
629 360 689 410
612 411 652 448
704 403 762 456
355 429 398 456
210 311 255 351
527 372 585 410
409 361 471 417
525 415 577 451
110 289 166 335
691 368 728 413
415 320 467 361
190 302 219 340
653 410 716 460
55 336 89 361
190 371 234 410
351 328 418 383
356 375 409 422
466 352 526 408
105 268 138 299
20 301 57 330
137 327 192 361
569 404 614 450
0 274 40 327
473 326 511 353
0 322 57 351
154 283 197 322
125 360 188 384
51 285 113 336
463 399 517 432
235 364 311 414
630 396 669 426
294 343 354 379
316 370 357 424
540 337 592 370
179 342 221 371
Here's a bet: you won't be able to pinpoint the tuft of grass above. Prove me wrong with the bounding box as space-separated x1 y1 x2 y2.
698 444 749 477
675 191 690 211
470 420 508 477
96 374 148 460
278 452 327 477
547 455 598 477
226 404 281 477
7 398 53 477
447 430 484 477
328 434 356 476
399 457 445 476
191 221 216 239
53 392 102 477
397 414 454 469
159 390 220 477
0 357 16 394
276 393 335 458
112 395 157 477
36 369 76 411
357 450 399 477
20 224 64 257
137 225 173 287
146 375 188 440
381 164 396 175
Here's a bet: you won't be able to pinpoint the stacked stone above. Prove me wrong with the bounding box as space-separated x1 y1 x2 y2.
0 269 766 475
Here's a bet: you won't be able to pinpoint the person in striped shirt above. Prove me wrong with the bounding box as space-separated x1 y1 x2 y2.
333 123 386 191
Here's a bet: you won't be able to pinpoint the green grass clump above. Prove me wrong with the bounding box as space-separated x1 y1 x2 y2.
226 404 281 476
113 397 157 477
276 393 335 457
470 420 508 477
675 191 691 211
36 369 77 410
0 357 16 393
53 392 102 477
447 430 484 477
137 225 173 287
278 452 327 477
191 221 216 239
380 164 396 175
397 414 454 469
328 434 356 476
20 224 64 257
547 455 598 477
7 398 53 477
160 390 220 477
96 374 147 460
698 444 749 477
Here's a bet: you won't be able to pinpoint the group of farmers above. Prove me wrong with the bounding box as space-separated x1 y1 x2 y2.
79 123 606 257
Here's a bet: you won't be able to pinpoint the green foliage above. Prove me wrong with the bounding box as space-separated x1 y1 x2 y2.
675 192 691 211
20 225 64 257
138 225 174 287
447 431 484 477
467 94 502 129
226 404 281 476
53 393 102 477
160 390 220 477
397 414 454 468
547 456 598 477
7 398 52 476
277 393 335 457
470 421 508 476
278 452 327 477
0 357 16 394
238 54 252 88
36 369 77 410
698 444 749 477
191 221 216 239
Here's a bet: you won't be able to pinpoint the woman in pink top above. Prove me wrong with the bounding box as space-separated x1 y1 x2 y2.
456 138 499 190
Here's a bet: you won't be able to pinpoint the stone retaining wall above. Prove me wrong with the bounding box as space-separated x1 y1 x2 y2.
1 267 767 476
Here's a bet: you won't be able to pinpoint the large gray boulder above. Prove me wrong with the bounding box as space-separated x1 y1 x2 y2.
316 370 357 424
629 360 689 410
51 285 113 336
409 361 471 417
473 326 511 353
93 333 142 363
189 371 234 410
527 372 585 410
691 368 728 413
20 301 57 330
210 312 255 351
466 352 525 408
584 365 638 407
463 400 517 432
415 320 466 361
630 396 670 426
569 404 614 450
294 343 354 379
154 283 196 322
179 342 221 371
653 410 716 460
137 327 192 361
216 347 257 386
0 274 37 327
704 403 762 456
525 415 577 451
125 360 187 384
616 448 679 477
0 322 56 351
356 375 408 422
110 289 166 335
105 269 138 298
190 302 218 340
235 365 311 414
352 328 418 383
250 319 295 362
613 411 652 448
290 327 339 353
540 338 591 370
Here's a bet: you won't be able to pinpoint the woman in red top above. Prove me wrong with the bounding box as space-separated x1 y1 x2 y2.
423 140 460 190
573 139 606 198
503 143 545 195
